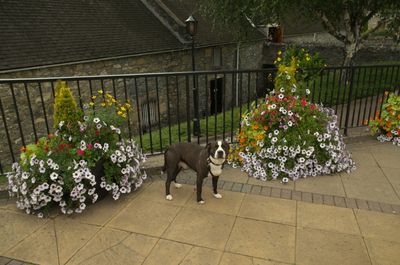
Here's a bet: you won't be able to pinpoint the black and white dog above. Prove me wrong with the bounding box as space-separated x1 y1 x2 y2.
162 141 229 204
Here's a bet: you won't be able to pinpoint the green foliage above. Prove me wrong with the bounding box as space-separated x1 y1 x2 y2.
9 84 145 217
53 81 81 130
200 0 400 65
272 47 324 97
228 52 355 180
275 46 325 83
369 92 400 137
84 90 131 130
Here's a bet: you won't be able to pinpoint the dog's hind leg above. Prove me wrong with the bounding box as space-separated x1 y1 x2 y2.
173 167 183 188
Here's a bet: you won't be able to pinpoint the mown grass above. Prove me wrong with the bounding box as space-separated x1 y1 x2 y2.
0 172 8 187
134 105 247 153
308 65 399 106
136 65 399 153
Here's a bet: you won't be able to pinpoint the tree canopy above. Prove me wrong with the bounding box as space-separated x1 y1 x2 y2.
200 0 400 66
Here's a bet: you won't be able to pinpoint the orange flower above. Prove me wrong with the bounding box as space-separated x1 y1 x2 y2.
264 125 269 131
387 132 393 137
254 134 264 140
251 124 259 130
20 146 26 152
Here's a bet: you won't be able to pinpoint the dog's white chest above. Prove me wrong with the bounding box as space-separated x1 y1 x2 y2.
208 164 222 177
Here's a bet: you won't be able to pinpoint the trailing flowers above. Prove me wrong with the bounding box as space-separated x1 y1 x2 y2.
8 82 146 217
228 49 355 181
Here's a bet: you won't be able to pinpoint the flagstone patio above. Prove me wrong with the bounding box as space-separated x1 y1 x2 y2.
0 135 399 265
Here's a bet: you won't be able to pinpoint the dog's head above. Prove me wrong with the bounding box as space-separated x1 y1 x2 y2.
207 141 230 160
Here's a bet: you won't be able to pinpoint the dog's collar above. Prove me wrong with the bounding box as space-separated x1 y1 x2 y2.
208 156 225 166
207 157 225 178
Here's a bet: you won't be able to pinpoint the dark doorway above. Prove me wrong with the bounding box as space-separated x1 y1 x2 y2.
210 78 223 115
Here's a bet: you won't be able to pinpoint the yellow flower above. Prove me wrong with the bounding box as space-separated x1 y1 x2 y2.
125 103 131 108
101 102 106 107
122 114 127 118
277 57 282 62
117 111 123 115
278 51 282 55
98 90 103 94
121 106 126 111
306 57 310 61
89 102 94 106
91 95 97 100
112 99 117 103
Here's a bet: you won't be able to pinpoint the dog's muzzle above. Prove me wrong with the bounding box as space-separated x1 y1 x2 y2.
216 150 225 159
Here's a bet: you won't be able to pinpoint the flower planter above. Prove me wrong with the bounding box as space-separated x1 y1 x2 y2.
91 159 108 202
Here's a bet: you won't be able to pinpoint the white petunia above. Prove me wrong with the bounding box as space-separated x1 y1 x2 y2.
50 172 58 181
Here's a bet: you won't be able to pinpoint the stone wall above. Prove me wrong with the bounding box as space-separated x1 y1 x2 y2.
0 40 264 168
264 35 400 66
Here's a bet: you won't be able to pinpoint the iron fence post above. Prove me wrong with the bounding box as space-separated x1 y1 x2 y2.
344 66 355 136
191 37 200 138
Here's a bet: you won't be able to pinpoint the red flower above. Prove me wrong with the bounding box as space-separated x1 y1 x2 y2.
311 105 316 110
301 101 308 106
77 149 85 155
87 143 93 149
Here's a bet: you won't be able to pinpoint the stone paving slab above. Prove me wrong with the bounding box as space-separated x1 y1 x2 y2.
1 181 400 265
296 227 371 265
1 137 400 264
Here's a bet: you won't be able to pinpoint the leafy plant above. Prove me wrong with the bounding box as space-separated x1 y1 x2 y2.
228 50 355 181
8 85 146 218
275 46 325 84
53 81 81 131
369 92 400 146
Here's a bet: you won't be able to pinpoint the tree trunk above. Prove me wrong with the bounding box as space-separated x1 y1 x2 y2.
341 42 359 85
343 42 358 67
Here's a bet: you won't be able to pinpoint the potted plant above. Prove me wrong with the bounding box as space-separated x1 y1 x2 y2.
369 92 400 146
8 81 146 217
228 49 355 181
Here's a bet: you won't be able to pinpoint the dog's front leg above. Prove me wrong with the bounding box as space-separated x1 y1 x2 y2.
196 175 205 204
212 176 222 199
165 179 173 200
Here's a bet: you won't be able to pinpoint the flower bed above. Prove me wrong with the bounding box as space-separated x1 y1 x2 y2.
228 49 355 181
7 82 146 217
369 92 400 146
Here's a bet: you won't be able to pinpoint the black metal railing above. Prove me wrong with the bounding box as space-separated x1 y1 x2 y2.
0 64 399 174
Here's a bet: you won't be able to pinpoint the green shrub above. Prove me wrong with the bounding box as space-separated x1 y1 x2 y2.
53 81 81 130
228 48 355 181
369 92 400 145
